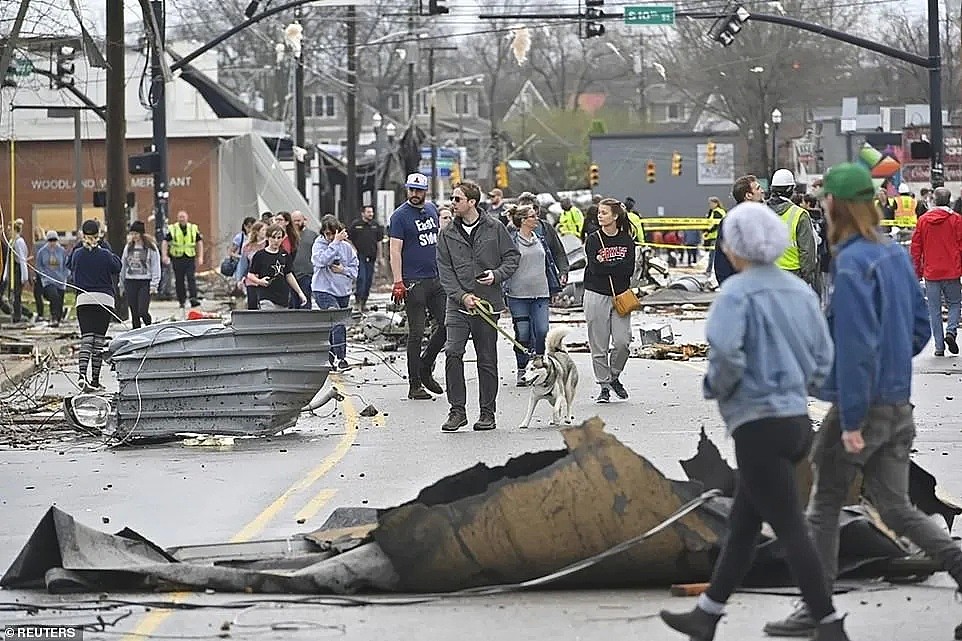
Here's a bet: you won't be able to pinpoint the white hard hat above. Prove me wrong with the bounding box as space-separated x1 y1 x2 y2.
771 169 796 187
898 182 911 194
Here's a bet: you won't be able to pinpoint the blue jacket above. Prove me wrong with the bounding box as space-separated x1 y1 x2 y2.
35 244 69 290
66 244 122 296
705 264 834 435
311 236 359 297
818 234 931 430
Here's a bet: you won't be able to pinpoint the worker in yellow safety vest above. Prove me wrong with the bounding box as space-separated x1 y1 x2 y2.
703 197 726 274
894 182 918 227
162 210 205 309
767 169 818 289
556 197 584 237
624 197 646 245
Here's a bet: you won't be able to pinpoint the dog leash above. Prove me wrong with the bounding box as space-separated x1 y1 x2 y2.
465 299 530 354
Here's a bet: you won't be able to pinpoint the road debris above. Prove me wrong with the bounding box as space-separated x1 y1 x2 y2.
631 343 709 360
4 418 948 596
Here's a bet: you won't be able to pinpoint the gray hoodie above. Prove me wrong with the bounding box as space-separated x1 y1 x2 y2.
437 212 520 312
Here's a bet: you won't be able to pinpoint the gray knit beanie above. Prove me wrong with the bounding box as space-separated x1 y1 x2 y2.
721 202 789 264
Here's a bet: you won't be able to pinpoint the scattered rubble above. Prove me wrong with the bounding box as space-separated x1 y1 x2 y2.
4 418 949 596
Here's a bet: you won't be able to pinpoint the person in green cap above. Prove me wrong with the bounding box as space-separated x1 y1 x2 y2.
766 163 962 641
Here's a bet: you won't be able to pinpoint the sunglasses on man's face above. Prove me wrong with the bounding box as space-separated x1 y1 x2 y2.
452 195 466 203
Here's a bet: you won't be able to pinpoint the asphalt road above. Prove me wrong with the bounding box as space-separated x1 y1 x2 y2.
1 301 961 641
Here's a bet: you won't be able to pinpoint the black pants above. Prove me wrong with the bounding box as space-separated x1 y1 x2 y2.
11 266 28 322
444 305 499 416
33 278 45 317
705 416 835 621
404 277 446 388
126 279 152 329
42 284 65 323
171 256 198 305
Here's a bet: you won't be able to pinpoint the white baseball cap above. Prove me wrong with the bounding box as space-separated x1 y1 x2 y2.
405 173 429 190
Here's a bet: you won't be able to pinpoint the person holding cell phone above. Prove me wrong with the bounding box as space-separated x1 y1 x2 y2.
436 181 520 432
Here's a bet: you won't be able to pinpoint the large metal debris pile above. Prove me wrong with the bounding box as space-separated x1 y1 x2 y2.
4 418 955 596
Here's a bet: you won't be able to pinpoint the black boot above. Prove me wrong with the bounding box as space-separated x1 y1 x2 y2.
441 409 468 432
419 364 444 395
408 386 432 400
814 617 851 641
954 620 961 641
659 607 722 641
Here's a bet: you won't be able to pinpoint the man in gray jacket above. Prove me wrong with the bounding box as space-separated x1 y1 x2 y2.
437 181 520 432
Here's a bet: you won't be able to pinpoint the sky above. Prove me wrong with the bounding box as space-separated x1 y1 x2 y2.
4 0 948 45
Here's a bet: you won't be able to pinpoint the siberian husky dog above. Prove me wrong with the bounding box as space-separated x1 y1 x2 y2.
518 327 579 428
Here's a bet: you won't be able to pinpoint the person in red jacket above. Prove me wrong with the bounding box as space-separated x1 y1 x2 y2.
910 187 962 356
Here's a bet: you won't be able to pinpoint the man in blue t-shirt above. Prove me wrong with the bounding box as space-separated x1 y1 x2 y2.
389 172 447 400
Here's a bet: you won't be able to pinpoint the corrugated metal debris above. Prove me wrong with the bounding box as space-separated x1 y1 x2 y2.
103 309 350 442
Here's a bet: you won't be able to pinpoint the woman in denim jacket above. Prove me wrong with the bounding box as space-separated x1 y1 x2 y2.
660 202 852 641
312 215 359 370
504 205 563 386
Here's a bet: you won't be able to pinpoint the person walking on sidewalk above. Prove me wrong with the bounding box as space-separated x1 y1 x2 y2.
765 164 962 641
389 173 446 400
119 220 161 329
659 202 848 641
289 210 318 309
437 181 519 432
68 220 122 390
348 205 384 311
910 186 962 356
583 198 635 404
162 210 204 308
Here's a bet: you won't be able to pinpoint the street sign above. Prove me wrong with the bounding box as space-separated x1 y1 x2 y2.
624 5 675 25
13 57 33 76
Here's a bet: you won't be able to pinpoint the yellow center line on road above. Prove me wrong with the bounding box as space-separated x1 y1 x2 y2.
669 359 830 420
294 488 338 523
120 378 358 641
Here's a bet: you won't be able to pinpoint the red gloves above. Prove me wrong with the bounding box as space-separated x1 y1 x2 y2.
392 281 407 304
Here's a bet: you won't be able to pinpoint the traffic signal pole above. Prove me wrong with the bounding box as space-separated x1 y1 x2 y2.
479 7 945 185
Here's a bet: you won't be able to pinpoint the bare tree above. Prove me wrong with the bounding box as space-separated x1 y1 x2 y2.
867 10 960 120
653 0 865 173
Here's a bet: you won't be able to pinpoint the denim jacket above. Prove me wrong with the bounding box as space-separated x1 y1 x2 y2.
705 264 833 435
818 234 931 430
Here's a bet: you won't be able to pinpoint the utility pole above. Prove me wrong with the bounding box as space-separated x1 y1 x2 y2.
407 2 416 122
345 3 358 220
0 0 30 132
149 0 169 247
105 0 127 252
429 47 436 196
293 7 307 196
425 45 457 196
74 111 83 231
927 0 944 187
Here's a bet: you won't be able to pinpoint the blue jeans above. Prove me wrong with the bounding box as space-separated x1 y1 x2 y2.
924 279 962 351
355 256 376 305
507 296 550 370
313 291 350 361
290 274 312 309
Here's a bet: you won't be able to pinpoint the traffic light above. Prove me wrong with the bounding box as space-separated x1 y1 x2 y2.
450 162 461 185
55 45 76 87
2 64 15 89
584 0 605 38
671 151 682 176
588 163 600 187
427 0 449 16
706 141 717 164
708 4 751 47
495 162 509 189
646 160 656 183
